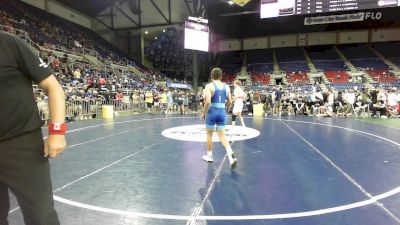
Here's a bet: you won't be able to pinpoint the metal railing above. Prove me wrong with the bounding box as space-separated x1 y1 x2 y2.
37 98 146 122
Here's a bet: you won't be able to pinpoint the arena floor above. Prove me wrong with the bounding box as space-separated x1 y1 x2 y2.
7 115 400 225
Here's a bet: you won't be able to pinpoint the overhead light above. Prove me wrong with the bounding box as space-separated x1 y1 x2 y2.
145 31 148 34
155 37 158 40
228 1 234 5
231 0 252 6
162 29 166 32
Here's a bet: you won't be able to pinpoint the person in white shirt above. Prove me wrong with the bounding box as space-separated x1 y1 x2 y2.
387 89 398 117
324 90 334 117
388 89 397 108
396 90 400 115
232 80 245 127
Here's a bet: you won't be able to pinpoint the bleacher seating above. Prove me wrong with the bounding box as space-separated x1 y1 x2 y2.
222 74 236 83
145 28 192 71
221 64 240 84
219 51 244 65
390 57 400 66
288 84 321 92
247 49 274 64
275 48 309 72
221 64 241 75
339 44 389 70
276 48 306 61
287 72 309 84
307 46 341 60
248 63 274 74
351 59 389 70
307 46 347 71
325 71 351 83
339 44 377 59
368 70 398 83
252 74 271 85
373 42 400 67
372 42 400 58
327 83 365 91
280 62 309 72
371 81 400 88
313 60 347 71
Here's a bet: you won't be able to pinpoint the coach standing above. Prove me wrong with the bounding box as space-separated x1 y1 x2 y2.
0 31 66 225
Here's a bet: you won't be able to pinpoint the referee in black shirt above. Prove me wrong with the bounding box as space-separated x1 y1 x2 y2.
0 31 66 225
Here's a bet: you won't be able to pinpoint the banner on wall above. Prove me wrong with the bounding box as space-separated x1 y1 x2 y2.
304 12 382 25
167 82 192 89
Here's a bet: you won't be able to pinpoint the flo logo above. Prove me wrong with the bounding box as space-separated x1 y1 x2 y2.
162 125 260 142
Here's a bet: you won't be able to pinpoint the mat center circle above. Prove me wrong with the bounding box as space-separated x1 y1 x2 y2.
161 124 260 142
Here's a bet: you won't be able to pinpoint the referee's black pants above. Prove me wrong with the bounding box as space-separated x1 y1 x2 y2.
0 130 60 225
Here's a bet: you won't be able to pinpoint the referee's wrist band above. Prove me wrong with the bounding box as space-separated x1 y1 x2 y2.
48 122 67 135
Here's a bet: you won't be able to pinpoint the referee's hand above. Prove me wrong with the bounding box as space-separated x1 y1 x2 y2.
44 135 66 158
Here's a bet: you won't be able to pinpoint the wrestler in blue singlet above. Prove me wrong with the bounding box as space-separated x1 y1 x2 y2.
206 82 227 130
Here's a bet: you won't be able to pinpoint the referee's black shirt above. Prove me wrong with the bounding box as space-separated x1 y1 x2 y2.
0 31 52 142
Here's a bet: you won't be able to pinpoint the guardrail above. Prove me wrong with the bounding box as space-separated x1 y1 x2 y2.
37 99 146 122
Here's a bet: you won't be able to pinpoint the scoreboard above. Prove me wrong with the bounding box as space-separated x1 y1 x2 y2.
261 0 400 18
184 21 209 52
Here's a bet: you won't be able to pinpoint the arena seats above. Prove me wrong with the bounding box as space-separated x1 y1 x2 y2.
276 48 306 62
247 49 274 64
351 59 389 70
339 44 388 70
287 72 310 84
325 71 351 83
252 73 271 85
368 70 398 83
275 48 309 72
248 63 274 74
288 84 320 92
327 83 365 91
307 46 348 71
371 81 400 88
313 60 348 71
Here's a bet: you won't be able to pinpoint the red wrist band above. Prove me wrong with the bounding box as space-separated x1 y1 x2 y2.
48 122 67 135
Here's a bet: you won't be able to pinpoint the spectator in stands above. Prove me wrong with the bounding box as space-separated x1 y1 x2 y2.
73 68 81 80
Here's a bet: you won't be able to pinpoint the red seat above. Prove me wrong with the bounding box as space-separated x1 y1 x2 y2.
325 71 351 83
287 72 309 84
368 70 398 83
251 73 270 85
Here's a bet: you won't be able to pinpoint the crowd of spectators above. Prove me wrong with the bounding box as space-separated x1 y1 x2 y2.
247 86 400 118
0 0 198 121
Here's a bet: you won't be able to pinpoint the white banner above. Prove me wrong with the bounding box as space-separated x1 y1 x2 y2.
304 12 366 25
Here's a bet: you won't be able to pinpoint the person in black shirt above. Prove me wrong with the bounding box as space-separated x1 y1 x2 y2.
0 31 66 225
